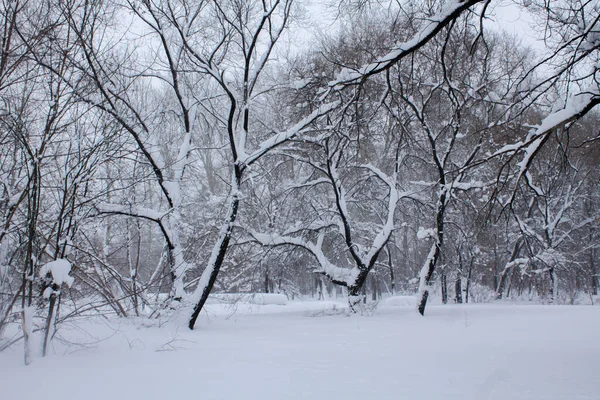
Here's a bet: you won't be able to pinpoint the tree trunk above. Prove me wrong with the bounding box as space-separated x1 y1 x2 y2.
416 186 446 315
441 271 448 304
127 220 140 316
550 268 558 302
264 269 270 294
347 269 369 312
387 246 395 295
495 269 508 300
454 276 463 304
590 248 597 296
188 181 240 330
465 262 472 304
42 289 58 357
371 275 377 301
495 239 523 299
22 161 40 365
316 275 323 300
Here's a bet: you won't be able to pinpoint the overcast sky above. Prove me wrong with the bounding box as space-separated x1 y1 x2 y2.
485 1 544 52
296 0 545 54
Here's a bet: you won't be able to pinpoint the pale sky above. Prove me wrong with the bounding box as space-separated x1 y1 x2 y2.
296 0 546 54
485 1 545 53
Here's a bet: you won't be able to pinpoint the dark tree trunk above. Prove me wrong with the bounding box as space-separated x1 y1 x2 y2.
492 243 498 294
495 239 523 300
495 270 508 300
42 287 58 357
417 291 429 315
590 248 597 296
347 269 370 311
549 268 557 302
387 247 395 295
507 266 520 298
441 272 448 304
22 161 41 365
371 275 377 301
188 191 240 330
454 276 462 304
417 182 447 315
465 259 472 304
517 277 524 297
264 269 270 293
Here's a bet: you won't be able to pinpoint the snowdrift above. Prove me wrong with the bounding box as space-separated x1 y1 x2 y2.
209 293 287 305
383 296 417 307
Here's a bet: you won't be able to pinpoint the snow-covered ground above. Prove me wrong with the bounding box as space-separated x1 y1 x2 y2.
1 302 599 400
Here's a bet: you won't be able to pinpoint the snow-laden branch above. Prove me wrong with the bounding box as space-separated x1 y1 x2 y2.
544 183 577 239
248 230 360 286
241 101 339 166
247 162 406 292
39 259 74 290
280 219 338 237
287 177 331 190
246 0 292 95
493 90 600 163
360 165 400 265
514 214 546 246
417 242 438 296
503 257 530 273
444 179 491 191
553 216 597 250
328 0 485 88
97 202 166 222
487 89 600 206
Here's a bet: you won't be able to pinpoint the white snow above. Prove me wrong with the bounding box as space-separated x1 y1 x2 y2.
417 227 436 240
22 306 34 340
210 293 288 306
39 259 74 287
535 92 598 134
290 78 311 89
383 296 417 307
1 303 598 400
447 180 487 191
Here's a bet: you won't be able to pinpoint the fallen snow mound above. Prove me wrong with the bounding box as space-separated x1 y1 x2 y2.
210 293 287 305
39 259 74 287
383 296 416 307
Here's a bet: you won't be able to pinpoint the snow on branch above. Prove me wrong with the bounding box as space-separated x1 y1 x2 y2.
503 257 529 274
357 164 401 264
445 179 490 191
39 259 74 289
515 215 546 245
287 177 331 191
242 101 339 166
328 0 485 88
494 90 600 162
488 89 600 205
360 163 395 188
248 230 360 286
97 202 166 222
553 216 598 249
